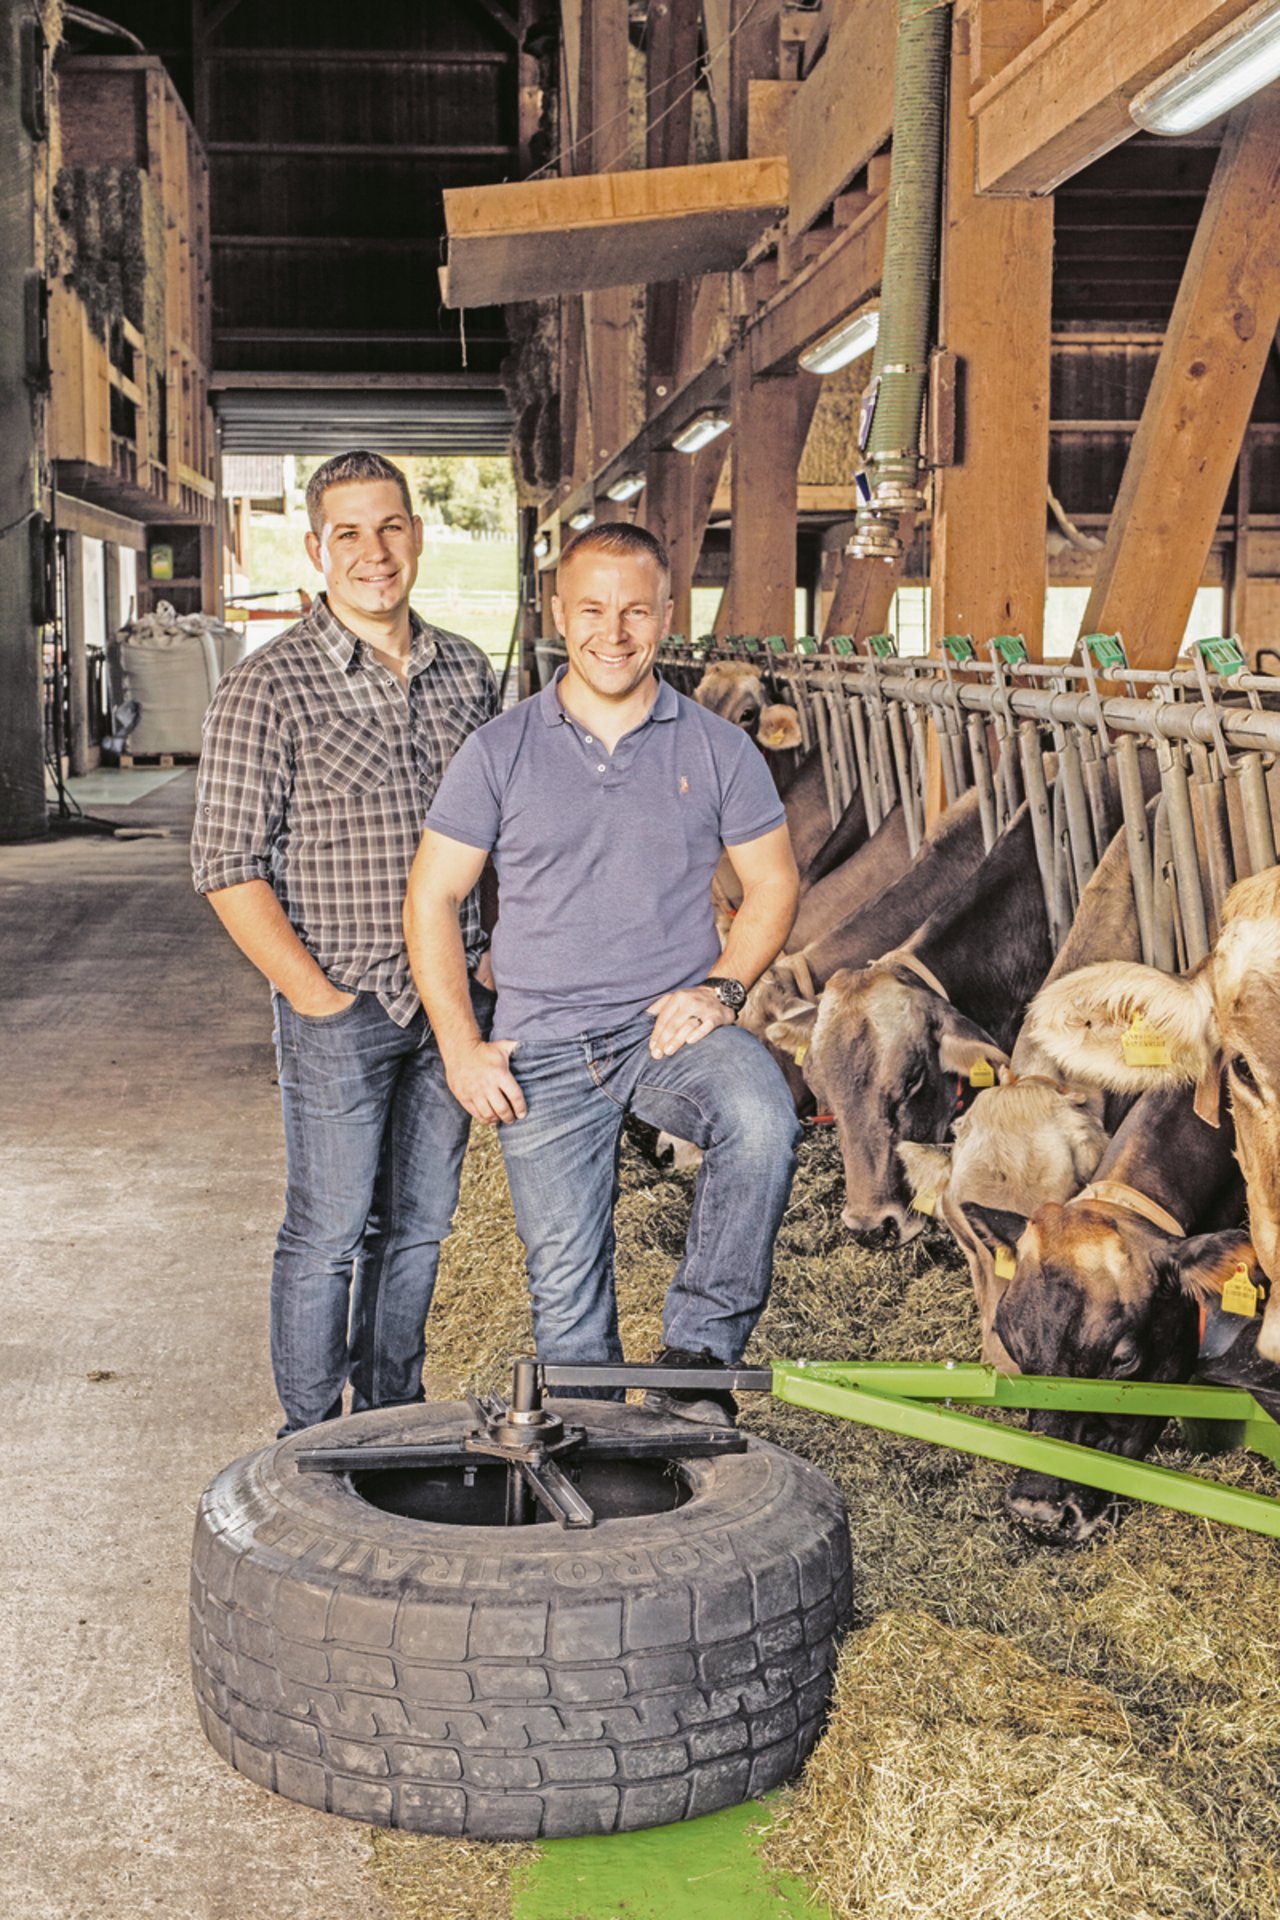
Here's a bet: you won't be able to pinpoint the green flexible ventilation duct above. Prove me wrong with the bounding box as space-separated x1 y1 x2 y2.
848 0 952 562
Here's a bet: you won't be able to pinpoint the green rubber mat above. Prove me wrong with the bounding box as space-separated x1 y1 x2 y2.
512 1798 831 1920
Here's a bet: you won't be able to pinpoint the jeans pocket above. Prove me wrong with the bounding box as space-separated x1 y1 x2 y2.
294 991 362 1026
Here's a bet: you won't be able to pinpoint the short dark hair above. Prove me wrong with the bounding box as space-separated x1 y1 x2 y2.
305 450 415 535
558 520 670 585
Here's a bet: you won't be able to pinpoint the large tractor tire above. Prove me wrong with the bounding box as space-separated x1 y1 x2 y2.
190 1398 852 1839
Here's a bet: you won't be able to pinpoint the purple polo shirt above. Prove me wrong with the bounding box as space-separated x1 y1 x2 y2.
425 668 786 1041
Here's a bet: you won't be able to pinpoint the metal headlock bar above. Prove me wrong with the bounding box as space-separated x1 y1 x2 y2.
536 629 1280 974
297 1356 1280 1540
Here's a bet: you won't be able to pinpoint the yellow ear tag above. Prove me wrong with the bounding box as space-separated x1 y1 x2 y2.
1221 1265 1260 1318
794 1042 809 1065
1122 1013 1173 1069
994 1245 1017 1281
969 1059 995 1088
912 1191 936 1217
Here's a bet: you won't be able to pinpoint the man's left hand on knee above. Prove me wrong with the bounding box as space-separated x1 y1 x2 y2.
646 985 735 1059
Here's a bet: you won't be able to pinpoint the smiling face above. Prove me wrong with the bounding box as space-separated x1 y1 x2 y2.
552 547 672 705
304 478 423 630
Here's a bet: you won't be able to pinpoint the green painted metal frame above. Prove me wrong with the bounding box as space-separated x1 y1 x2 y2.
769 1362 1280 1539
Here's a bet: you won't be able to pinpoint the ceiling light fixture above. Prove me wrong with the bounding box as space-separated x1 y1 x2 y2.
798 307 880 375
605 471 646 502
1130 0 1280 134
671 412 730 455
532 534 550 559
568 509 596 531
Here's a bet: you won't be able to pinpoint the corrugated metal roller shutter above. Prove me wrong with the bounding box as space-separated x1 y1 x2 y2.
215 388 513 455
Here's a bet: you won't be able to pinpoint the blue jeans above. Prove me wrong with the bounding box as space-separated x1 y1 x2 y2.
497 1015 801 1378
270 981 492 1433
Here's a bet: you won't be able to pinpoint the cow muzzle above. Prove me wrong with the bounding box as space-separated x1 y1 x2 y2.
1004 1471 1115 1546
840 1204 925 1248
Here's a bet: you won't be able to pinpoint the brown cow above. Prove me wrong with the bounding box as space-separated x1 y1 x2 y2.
1021 866 1280 1364
963 1085 1252 1543
899 1072 1108 1366
766 802 1053 1243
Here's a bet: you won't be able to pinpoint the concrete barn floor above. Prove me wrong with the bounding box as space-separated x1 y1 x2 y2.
1 774 392 1920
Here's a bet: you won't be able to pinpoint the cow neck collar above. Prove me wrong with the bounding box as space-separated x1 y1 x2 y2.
877 948 949 1002
1072 1179 1185 1239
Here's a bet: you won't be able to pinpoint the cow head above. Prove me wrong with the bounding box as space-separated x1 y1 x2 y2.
900 1076 1108 1367
692 662 801 751
767 964 1007 1244
1021 869 1280 1363
975 1198 1254 1544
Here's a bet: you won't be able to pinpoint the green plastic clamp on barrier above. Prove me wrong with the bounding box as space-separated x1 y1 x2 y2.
943 632 976 663
865 632 898 659
1198 635 1247 678
741 635 761 655
696 634 716 651
794 635 819 656
828 635 856 656
990 633 1029 666
1082 631 1128 671
665 633 686 648
764 634 788 655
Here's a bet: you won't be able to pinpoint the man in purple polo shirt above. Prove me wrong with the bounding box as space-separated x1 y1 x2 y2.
404 523 800 1424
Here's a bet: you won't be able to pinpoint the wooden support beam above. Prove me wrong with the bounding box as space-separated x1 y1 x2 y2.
646 0 702 405
1080 91 1280 669
583 0 634 475
746 195 886 374
823 526 913 640
720 366 822 637
787 0 895 235
930 28 1053 662
441 158 789 305
973 0 1263 196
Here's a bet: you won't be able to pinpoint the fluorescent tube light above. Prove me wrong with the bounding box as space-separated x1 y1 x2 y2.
671 412 730 454
1130 0 1280 134
798 307 880 375
532 534 550 559
568 509 596 531
606 471 646 502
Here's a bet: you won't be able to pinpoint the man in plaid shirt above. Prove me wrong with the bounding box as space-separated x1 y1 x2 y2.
192 450 499 1434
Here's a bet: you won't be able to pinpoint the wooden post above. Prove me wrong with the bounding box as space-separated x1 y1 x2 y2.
644 450 695 635
929 23 1052 665
581 0 633 473
722 363 821 637
1081 91 1280 668
1227 427 1251 647
823 523 914 639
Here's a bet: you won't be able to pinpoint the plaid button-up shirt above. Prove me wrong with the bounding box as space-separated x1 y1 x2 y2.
192 595 499 1025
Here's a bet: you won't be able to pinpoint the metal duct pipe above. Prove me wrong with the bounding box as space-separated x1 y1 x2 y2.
848 0 952 563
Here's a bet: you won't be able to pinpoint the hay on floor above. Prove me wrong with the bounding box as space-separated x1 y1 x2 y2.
396 1118 1280 1920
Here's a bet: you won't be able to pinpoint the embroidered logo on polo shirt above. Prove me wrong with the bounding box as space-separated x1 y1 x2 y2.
679 776 689 793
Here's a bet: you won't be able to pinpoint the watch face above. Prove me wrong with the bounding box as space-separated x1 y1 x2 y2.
708 976 747 1012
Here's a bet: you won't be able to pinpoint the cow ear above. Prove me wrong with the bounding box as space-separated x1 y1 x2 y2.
960 1202 1031 1258
765 1001 818 1059
757 704 802 751
1021 961 1216 1093
936 1008 1010 1078
898 1142 952 1213
1163 1230 1259 1304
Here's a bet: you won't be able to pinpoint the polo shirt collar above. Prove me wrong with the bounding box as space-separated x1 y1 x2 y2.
309 594 434 675
538 663 679 727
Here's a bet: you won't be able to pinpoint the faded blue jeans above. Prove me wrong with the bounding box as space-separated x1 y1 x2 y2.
271 980 492 1433
497 1014 801 1380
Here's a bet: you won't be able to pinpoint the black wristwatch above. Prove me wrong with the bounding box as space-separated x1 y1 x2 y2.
703 975 747 1017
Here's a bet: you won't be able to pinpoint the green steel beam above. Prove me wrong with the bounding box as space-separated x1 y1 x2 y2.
774 1360 1269 1422
769 1367 1280 1541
